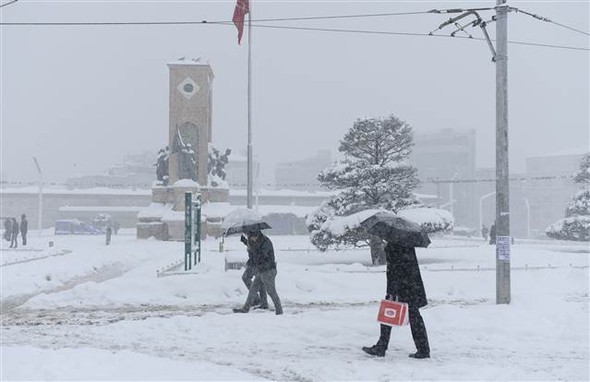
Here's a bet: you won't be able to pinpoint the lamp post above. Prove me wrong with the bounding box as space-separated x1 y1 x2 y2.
523 197 531 239
479 191 496 234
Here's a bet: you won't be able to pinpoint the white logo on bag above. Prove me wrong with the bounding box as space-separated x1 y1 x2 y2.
384 308 397 318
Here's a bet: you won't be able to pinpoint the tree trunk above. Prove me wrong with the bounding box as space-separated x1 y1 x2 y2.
369 236 386 265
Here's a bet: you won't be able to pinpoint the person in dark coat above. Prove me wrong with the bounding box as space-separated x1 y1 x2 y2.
105 224 113 245
489 222 497 245
362 242 430 359
4 218 12 242
20 214 28 246
10 217 19 248
481 224 489 242
233 230 283 315
240 234 268 308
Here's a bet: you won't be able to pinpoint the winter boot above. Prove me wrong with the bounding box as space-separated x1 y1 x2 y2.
232 307 249 313
362 345 386 357
408 351 430 359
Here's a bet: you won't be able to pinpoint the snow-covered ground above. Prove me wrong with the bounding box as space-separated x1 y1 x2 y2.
1 231 588 380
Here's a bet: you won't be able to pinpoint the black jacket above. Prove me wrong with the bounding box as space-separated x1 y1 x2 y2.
20 218 28 234
247 234 276 273
385 243 427 308
11 219 19 235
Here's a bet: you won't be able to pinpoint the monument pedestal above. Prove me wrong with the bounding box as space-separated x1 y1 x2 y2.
137 180 229 241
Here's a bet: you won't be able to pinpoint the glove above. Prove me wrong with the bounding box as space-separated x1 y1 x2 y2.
240 235 248 245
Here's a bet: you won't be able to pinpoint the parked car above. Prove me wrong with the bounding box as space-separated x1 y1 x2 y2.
55 219 102 235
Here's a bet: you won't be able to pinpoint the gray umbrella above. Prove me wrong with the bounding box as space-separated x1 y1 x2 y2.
360 211 431 248
224 220 271 236
222 209 271 236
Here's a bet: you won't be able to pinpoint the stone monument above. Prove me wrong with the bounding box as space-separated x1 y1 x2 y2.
137 59 229 241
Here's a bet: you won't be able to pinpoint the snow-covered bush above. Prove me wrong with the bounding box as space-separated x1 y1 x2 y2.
565 189 590 217
546 153 590 241
545 216 590 241
398 206 454 233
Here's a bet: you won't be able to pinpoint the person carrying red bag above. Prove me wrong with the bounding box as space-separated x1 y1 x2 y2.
362 242 430 359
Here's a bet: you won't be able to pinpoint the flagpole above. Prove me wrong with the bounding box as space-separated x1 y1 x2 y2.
246 5 253 209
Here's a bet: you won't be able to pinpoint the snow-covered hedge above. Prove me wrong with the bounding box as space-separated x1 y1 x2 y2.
398 207 454 233
307 207 454 249
545 216 590 241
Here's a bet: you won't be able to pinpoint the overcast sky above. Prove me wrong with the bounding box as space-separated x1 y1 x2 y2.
1 0 588 184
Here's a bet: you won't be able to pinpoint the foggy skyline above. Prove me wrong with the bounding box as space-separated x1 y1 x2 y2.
1 1 588 184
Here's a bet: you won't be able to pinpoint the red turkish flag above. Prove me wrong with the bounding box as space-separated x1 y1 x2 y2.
232 0 249 45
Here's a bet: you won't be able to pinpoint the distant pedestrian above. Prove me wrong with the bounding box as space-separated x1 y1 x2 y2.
10 217 19 248
3 218 12 242
363 242 430 359
489 222 497 245
106 224 113 245
233 230 283 315
20 214 28 246
481 224 489 242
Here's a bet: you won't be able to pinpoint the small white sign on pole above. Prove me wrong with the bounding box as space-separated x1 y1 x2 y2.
497 236 511 261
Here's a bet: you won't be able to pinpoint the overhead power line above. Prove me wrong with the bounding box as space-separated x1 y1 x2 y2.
1 19 587 52
249 23 590 52
0 10 443 26
1 7 588 52
511 7 590 37
0 0 18 8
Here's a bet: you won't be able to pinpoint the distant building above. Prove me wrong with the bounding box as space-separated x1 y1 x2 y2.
474 149 584 239
225 152 260 189
66 151 155 189
411 129 477 228
275 150 332 191
522 148 585 238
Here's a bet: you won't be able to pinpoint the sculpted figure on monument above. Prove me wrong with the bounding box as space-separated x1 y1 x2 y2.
173 128 198 182
155 146 170 185
208 145 231 182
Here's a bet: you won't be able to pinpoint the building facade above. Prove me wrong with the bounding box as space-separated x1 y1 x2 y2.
411 129 477 229
275 150 332 191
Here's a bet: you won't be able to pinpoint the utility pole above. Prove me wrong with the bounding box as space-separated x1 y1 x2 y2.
495 0 511 304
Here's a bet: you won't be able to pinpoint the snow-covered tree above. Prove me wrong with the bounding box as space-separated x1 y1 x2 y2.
546 153 590 241
307 115 421 265
573 153 590 184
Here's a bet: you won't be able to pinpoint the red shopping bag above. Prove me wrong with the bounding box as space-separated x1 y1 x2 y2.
377 299 409 326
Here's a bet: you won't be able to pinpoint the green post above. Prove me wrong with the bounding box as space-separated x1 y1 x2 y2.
184 192 192 271
194 195 202 265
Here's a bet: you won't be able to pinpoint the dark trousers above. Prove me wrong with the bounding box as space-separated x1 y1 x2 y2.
22 232 27 246
377 305 430 354
10 233 18 248
242 266 267 306
244 269 282 314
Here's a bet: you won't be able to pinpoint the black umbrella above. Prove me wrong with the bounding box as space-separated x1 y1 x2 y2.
360 212 431 248
224 219 272 236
